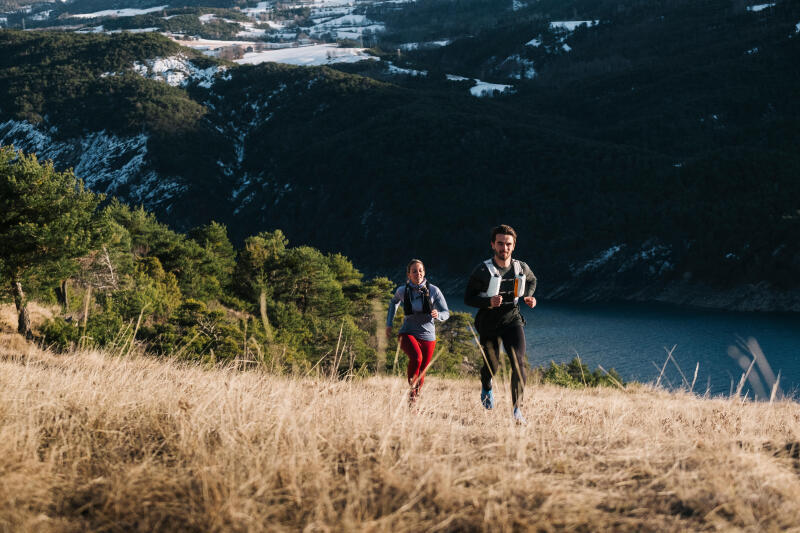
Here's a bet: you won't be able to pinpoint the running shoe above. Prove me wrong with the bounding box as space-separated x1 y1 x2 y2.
480 387 495 410
513 407 527 425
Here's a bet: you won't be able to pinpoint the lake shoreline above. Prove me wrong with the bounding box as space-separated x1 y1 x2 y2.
541 279 800 313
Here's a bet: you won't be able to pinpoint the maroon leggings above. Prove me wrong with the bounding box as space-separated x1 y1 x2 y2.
399 334 436 393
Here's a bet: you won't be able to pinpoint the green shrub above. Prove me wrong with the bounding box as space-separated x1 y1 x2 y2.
41 317 80 351
540 357 625 388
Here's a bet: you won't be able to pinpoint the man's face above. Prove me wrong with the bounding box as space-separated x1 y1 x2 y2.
491 234 515 261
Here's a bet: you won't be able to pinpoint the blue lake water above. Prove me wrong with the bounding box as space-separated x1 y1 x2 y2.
449 299 800 398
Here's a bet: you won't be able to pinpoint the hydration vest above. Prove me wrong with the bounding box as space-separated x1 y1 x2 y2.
479 259 525 303
403 281 433 315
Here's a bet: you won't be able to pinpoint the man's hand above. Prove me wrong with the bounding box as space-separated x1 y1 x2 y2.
431 309 439 319
489 295 503 308
385 326 393 339
523 296 537 309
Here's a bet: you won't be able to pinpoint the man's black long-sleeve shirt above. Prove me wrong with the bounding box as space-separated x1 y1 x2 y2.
464 258 537 335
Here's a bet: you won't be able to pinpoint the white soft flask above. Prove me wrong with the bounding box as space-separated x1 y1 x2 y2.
513 273 525 297
486 275 501 297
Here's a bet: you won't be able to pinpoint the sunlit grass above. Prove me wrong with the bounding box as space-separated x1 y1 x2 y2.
2 334 800 532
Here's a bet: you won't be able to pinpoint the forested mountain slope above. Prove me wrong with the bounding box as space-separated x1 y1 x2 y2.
1 0 798 310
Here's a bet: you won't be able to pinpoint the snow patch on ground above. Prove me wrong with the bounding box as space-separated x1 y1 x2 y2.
446 75 513 96
387 63 427 76
315 14 371 26
618 243 673 276
746 3 774 12
470 79 513 97
746 47 759 54
0 120 181 203
242 1 270 16
234 44 373 66
0 120 70 159
526 37 541 47
500 54 536 79
795 21 800 33
132 54 226 88
512 0 526 11
569 242 681 279
109 27 160 33
573 245 623 275
398 39 450 50
233 20 270 37
76 25 105 33
72 132 151 194
31 10 51 21
70 5 167 19
550 20 598 31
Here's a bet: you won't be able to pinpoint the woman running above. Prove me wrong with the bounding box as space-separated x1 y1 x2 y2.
386 259 450 403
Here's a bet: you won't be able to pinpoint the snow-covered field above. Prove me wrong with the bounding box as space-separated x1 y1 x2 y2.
470 80 512 97
447 74 512 97
234 43 373 66
70 5 167 19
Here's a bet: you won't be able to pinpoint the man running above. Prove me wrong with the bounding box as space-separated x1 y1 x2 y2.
464 224 537 423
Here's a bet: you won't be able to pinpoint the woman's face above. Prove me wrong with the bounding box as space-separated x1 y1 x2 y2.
407 262 425 285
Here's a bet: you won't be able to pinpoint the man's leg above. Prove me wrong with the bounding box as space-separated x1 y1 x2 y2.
500 325 527 409
479 335 501 391
479 335 500 408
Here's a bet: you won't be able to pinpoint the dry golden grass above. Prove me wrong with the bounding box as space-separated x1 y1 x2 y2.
2 337 800 532
0 303 56 335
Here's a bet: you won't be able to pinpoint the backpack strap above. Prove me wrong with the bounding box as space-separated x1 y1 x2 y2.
479 259 502 298
403 281 433 315
479 259 524 302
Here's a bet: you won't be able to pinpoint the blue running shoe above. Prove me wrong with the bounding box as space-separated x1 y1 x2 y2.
513 407 527 425
480 388 495 410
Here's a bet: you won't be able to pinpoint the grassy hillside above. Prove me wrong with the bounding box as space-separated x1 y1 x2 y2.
2 331 800 531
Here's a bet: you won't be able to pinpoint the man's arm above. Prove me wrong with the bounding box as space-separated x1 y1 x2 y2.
464 265 492 308
522 262 537 297
521 262 537 309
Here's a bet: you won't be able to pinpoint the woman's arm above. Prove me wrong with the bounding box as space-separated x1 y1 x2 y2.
432 286 450 322
386 286 403 328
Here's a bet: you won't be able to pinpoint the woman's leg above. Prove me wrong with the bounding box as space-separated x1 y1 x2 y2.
400 334 424 388
415 339 436 389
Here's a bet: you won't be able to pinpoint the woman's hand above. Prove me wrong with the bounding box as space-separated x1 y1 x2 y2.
385 326 393 339
431 309 439 319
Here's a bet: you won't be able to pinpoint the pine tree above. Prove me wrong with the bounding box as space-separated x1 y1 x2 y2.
0 146 103 337
234 230 289 342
